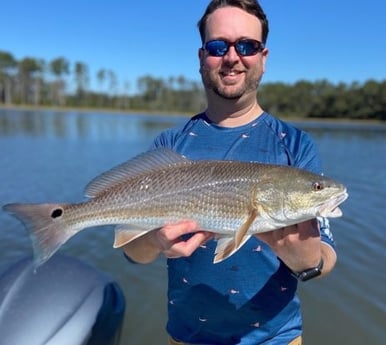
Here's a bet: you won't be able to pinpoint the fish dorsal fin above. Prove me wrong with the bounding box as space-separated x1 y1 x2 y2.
85 148 189 198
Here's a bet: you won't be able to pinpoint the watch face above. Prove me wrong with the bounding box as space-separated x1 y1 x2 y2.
298 267 322 281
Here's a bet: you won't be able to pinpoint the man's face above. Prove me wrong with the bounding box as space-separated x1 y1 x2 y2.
199 6 268 100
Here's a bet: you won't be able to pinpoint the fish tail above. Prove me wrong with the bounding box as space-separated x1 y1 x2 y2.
3 203 73 268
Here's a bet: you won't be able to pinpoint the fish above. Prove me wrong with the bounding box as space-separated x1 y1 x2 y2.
2 148 348 267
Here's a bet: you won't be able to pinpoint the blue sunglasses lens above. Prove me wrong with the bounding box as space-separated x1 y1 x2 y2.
204 39 264 57
205 40 229 56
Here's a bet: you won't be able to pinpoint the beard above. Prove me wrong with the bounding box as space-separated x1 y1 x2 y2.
200 65 262 100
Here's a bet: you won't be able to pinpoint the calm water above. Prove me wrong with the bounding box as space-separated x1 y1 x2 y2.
0 109 385 345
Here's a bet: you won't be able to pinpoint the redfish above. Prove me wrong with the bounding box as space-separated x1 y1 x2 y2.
3 148 348 267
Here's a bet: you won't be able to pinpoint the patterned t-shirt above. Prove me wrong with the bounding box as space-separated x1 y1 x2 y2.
150 112 335 345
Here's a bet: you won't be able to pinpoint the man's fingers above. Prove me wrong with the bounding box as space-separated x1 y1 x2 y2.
159 220 199 242
164 231 213 258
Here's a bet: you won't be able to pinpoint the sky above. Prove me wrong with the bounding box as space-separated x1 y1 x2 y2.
1 0 385 93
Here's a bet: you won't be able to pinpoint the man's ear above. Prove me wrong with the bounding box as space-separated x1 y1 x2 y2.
198 48 205 72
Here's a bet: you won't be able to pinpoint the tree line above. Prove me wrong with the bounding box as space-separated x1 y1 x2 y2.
0 50 385 120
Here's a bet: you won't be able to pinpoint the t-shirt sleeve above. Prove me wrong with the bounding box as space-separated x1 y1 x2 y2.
317 216 336 249
292 131 322 174
150 129 175 150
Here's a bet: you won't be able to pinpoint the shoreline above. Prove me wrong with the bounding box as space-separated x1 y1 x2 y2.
0 104 384 125
0 104 192 117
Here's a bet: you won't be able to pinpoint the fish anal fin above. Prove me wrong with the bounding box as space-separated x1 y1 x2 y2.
113 224 153 248
214 207 258 264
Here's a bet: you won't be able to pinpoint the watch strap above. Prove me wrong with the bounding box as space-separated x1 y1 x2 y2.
294 258 324 282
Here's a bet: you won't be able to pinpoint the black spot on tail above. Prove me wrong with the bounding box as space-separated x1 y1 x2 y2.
51 208 63 219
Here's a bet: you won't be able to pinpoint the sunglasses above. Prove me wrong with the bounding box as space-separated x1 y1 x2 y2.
203 39 265 57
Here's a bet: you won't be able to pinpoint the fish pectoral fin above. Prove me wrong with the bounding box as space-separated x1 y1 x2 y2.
214 234 252 264
213 208 258 264
113 224 153 248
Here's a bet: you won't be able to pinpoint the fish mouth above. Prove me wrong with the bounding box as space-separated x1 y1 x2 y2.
317 190 348 218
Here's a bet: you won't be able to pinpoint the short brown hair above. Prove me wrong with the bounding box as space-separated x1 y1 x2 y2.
198 0 269 44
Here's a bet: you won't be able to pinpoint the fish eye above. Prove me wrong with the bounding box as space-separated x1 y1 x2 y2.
51 208 63 219
313 182 324 191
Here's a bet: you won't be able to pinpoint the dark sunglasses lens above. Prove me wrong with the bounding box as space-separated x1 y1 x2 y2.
205 40 229 56
236 40 261 56
205 39 263 56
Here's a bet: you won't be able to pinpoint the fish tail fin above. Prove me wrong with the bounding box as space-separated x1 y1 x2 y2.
3 203 73 268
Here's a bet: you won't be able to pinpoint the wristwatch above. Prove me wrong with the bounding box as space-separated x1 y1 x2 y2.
294 258 324 282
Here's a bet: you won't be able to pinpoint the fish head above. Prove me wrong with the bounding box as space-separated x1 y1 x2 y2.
253 167 348 225
281 170 348 221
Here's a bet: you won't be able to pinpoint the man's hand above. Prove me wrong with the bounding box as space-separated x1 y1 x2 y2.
154 220 213 258
123 220 212 263
256 219 325 273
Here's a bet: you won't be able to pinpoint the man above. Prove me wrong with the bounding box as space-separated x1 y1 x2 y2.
124 1 337 344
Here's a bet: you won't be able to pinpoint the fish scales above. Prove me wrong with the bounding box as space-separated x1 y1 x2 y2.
64 160 259 231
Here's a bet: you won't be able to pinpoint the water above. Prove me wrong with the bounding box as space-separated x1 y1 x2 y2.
0 109 385 344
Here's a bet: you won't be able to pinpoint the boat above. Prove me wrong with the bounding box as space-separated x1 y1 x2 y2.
0 254 126 345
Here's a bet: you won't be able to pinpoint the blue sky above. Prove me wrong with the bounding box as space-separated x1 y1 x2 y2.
1 0 385 93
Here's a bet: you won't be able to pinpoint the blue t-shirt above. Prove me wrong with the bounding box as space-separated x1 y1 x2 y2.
151 112 335 344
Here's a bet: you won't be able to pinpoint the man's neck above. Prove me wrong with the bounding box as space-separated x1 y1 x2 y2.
205 99 264 127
